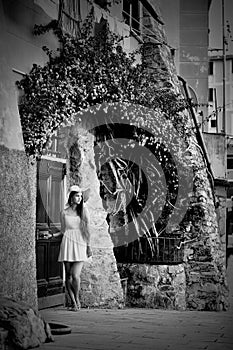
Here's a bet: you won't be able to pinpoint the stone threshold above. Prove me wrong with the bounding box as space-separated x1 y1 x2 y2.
38 293 65 310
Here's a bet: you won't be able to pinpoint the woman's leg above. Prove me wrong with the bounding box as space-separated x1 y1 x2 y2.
64 262 77 309
71 261 84 310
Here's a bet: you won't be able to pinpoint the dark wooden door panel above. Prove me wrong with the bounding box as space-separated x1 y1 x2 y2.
36 243 48 280
36 159 65 305
48 241 62 276
37 279 48 298
36 175 49 224
50 176 63 225
36 238 63 298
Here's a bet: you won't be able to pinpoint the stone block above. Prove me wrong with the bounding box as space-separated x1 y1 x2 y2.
0 297 53 349
189 272 200 283
80 248 124 308
118 263 186 310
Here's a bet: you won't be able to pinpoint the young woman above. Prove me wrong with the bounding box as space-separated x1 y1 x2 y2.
51 185 92 311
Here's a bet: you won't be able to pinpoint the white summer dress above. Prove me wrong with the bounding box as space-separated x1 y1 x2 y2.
58 213 88 262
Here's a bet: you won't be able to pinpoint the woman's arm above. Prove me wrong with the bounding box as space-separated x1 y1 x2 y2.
47 210 65 239
83 206 91 245
60 210 65 235
83 206 92 257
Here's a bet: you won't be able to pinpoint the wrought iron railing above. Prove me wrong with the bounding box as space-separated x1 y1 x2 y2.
114 236 184 265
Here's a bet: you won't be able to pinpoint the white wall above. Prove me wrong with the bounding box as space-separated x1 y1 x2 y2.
208 58 233 135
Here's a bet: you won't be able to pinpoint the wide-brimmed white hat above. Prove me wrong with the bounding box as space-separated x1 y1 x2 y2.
68 185 90 203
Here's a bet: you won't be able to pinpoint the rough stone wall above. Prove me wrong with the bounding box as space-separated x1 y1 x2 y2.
65 123 124 308
215 185 227 248
202 132 227 252
111 5 228 311
139 6 228 310
117 263 186 310
183 144 228 310
142 7 180 92
0 145 37 308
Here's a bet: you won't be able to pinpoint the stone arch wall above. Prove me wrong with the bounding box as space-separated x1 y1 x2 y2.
61 122 124 308
182 145 228 310
59 94 228 310
112 6 229 311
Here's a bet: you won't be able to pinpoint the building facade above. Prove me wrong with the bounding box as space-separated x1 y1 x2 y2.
0 0 229 311
207 54 233 263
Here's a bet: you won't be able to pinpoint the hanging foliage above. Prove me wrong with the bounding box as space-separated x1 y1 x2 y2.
16 12 187 160
16 10 193 247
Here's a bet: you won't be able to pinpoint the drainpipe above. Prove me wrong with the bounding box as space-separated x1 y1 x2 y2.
222 0 226 134
214 88 219 133
178 76 216 205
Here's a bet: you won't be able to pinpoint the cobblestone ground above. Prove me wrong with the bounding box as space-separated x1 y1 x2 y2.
39 306 233 350
39 257 233 350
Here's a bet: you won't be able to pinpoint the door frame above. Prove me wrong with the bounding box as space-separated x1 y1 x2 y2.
36 156 67 309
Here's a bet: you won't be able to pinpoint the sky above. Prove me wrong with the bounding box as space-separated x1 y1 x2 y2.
209 0 233 55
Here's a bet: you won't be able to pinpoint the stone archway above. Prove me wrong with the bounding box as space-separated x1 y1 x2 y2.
57 97 229 311
60 121 124 308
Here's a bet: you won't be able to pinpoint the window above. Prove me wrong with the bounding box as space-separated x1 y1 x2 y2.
123 0 140 34
211 119 217 128
227 157 233 170
37 127 67 234
209 61 214 75
208 88 214 102
45 129 66 159
36 159 66 235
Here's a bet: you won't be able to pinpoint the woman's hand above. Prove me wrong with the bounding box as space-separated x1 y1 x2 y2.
43 232 53 239
86 245 92 258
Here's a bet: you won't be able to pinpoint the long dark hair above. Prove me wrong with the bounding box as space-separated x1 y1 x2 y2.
67 191 90 242
68 191 84 217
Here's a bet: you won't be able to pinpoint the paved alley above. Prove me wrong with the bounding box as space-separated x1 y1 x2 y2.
39 306 233 350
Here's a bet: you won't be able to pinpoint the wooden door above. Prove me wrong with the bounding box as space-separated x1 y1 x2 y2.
36 159 66 309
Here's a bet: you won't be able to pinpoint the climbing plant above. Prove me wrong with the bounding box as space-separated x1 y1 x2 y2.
17 9 192 245
16 12 187 159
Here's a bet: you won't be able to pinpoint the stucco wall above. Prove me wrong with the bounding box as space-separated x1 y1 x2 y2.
0 0 38 307
179 0 209 117
0 146 37 307
2 0 58 74
159 0 209 124
203 133 227 180
0 0 24 150
202 132 227 254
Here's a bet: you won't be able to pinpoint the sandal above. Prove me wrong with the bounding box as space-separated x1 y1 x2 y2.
70 306 80 312
67 301 81 311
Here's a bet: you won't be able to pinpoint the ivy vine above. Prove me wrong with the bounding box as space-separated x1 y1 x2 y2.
16 10 193 238
16 12 187 160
